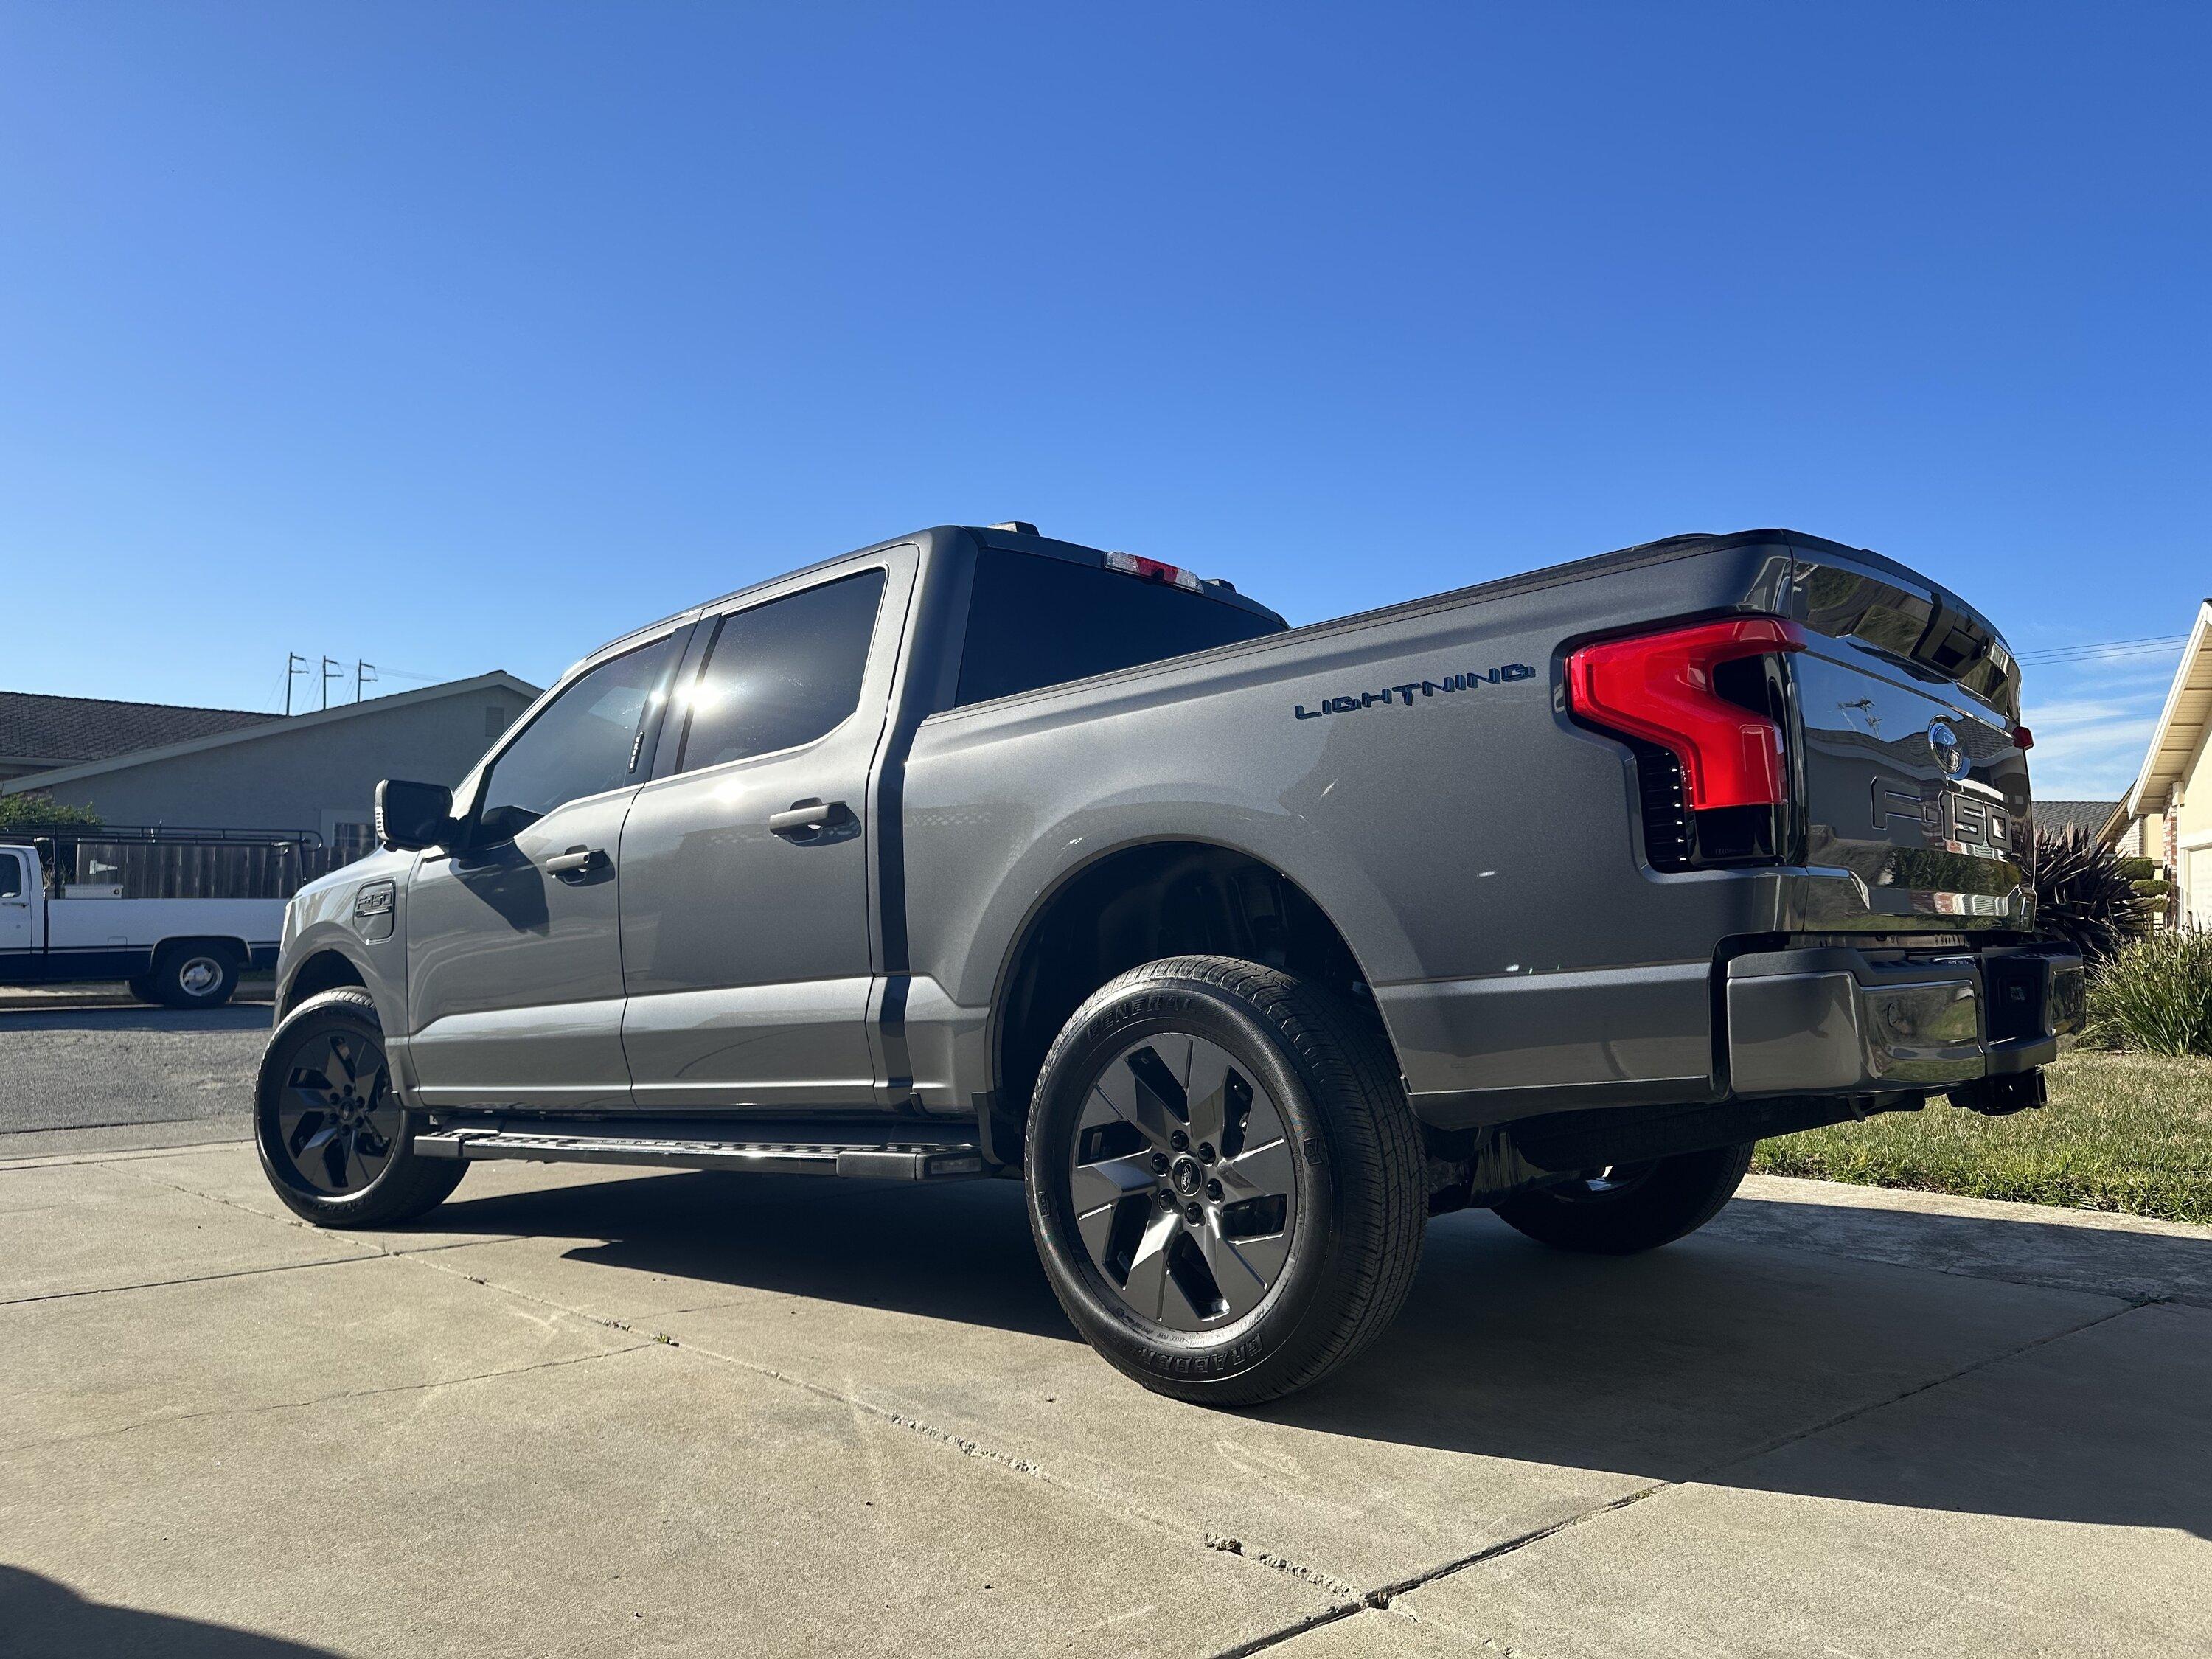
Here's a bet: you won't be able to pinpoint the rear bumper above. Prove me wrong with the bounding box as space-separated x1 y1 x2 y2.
1725 942 2084 1097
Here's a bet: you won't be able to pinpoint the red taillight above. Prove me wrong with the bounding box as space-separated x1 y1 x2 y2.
2014 726 2034 751
1568 617 1807 810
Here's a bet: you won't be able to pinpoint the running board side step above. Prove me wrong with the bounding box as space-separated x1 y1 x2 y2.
412 1127 990 1181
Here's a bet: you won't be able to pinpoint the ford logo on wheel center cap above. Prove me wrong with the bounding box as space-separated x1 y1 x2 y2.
1927 719 1969 780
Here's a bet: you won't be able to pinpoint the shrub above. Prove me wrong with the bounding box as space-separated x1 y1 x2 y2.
2033 827 2151 965
2084 929 2212 1057
0 792 101 832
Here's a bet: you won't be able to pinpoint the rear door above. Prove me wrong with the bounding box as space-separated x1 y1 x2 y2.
405 628 688 1109
616 551 912 1110
1790 550 2031 929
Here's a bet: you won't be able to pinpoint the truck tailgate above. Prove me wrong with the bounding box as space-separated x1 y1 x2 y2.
1790 543 2030 928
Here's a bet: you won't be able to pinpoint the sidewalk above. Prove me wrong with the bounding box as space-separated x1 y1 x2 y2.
4 1144 2206 1657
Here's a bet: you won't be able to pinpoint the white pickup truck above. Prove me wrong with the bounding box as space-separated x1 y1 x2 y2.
0 829 318 1007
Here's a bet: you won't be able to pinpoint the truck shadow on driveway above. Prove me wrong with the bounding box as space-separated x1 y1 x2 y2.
408 1171 2212 1542
0 1565 344 1659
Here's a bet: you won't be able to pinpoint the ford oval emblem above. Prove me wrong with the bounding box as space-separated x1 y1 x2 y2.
1928 719 1969 779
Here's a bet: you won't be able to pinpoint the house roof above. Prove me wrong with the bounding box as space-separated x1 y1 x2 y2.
2120 599 2212 822
2035 799 2119 838
0 672 543 794
0 690 276 769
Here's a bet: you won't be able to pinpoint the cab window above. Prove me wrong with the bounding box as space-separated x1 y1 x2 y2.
675 571 886 773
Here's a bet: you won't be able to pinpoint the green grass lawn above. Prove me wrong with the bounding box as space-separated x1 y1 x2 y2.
1751 1048 2212 1225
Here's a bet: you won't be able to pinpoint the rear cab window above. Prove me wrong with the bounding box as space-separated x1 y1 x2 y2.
956 547 1283 706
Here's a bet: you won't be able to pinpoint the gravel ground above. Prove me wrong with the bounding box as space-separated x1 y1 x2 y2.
0 1006 268 1145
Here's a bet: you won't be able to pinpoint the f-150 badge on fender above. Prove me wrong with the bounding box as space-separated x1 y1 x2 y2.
1295 664 1535 720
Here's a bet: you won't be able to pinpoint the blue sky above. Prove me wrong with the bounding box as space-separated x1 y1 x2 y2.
1 4 2204 799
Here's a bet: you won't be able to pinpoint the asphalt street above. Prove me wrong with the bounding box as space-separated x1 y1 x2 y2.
0 1004 266 1154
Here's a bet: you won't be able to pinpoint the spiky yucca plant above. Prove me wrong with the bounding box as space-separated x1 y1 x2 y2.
2033 826 2152 966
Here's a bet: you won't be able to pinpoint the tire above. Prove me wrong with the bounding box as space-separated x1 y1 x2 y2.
255 987 466 1226
1025 956 1426 1405
1489 1141 1756 1255
150 943 240 1009
124 973 159 1006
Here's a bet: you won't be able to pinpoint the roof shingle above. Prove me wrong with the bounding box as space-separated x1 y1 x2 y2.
2035 799 2119 837
0 690 278 768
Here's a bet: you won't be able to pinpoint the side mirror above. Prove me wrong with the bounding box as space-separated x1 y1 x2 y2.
375 779 455 852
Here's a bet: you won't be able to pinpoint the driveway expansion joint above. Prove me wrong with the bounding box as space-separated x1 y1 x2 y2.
1206 1294 2160 1658
5 1342 655 1456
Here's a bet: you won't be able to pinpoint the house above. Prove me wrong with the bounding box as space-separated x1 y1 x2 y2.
2103 598 2212 928
1 673 542 860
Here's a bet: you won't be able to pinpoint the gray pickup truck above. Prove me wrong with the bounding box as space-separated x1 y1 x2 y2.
256 523 2080 1402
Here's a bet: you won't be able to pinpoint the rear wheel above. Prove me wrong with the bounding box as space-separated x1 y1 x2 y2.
1490 1141 1756 1254
150 944 239 1009
255 988 465 1225
1026 956 1425 1405
124 973 159 1006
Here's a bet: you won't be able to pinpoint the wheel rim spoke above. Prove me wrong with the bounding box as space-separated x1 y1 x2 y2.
1214 1133 1292 1203
1070 1151 1158 1217
1119 1208 1180 1323
1120 1040 1190 1148
1182 1045 1232 1149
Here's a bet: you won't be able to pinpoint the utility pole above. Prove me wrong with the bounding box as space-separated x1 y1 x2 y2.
355 661 378 703
321 656 341 712
285 653 308 717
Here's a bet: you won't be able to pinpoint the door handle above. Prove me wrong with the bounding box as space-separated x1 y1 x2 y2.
544 846 610 880
768 799 845 838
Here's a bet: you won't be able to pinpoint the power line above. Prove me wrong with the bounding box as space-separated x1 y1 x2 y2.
2014 634 2190 664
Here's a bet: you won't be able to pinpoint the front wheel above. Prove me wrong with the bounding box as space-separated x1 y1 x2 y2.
1026 956 1426 1405
1489 1141 1756 1255
255 988 465 1226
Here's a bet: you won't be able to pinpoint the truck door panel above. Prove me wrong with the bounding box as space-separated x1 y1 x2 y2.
405 631 685 1110
619 557 908 1110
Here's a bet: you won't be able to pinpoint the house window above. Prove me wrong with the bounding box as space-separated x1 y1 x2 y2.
484 705 511 741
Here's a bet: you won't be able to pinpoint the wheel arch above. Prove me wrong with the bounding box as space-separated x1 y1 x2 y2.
985 836 1402 1147
278 945 369 1018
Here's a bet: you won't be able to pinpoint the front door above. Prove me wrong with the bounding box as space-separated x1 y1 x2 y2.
406 630 685 1110
0 848 33 957
618 561 902 1110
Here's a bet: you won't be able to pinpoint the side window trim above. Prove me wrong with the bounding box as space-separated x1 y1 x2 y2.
628 622 694 783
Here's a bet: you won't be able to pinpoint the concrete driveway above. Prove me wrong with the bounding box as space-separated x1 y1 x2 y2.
3 1018 2209 1656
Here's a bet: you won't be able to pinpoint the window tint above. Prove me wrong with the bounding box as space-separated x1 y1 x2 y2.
0 852 21 900
955 549 1281 706
477 635 679 841
678 570 886 773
